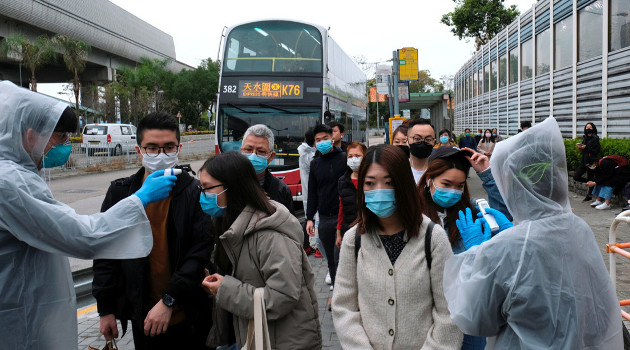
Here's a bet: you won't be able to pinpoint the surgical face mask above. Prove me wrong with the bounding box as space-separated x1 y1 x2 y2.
440 136 449 144
316 139 332 154
142 152 179 174
431 181 463 208
588 164 597 170
199 189 227 217
364 189 397 218
244 152 269 174
41 142 72 168
465 132 471 137
485 133 492 138
409 141 433 159
347 156 362 172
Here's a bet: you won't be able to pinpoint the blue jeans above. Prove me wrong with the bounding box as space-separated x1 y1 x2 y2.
216 344 238 350
462 334 486 350
593 185 614 200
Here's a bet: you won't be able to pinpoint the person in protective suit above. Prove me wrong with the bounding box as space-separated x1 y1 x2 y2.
443 116 623 349
0 81 177 349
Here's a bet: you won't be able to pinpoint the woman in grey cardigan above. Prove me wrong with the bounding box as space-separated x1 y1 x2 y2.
200 152 322 349
332 144 463 349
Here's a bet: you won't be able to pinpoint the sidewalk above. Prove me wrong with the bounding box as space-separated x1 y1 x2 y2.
77 255 338 350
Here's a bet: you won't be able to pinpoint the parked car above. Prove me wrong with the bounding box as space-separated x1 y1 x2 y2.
81 123 137 156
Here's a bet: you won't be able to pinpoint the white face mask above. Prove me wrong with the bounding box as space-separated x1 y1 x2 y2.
347 156 362 172
142 152 179 174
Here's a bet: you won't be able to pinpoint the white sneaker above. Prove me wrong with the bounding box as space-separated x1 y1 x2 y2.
330 285 334 291
325 272 332 285
596 202 612 210
590 200 603 207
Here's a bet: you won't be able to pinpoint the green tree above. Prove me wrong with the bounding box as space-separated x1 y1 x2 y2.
167 58 219 129
54 35 91 131
0 33 56 92
441 0 520 50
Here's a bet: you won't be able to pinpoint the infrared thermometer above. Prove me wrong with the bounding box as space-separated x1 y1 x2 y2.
476 198 499 233
164 168 182 176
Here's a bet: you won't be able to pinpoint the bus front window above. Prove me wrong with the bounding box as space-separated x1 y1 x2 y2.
218 106 321 170
224 21 323 74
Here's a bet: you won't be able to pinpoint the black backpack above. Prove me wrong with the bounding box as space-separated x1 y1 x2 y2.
354 221 435 269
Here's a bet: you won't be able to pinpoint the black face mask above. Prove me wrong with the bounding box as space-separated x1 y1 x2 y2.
409 141 433 159
396 144 410 158
585 129 593 136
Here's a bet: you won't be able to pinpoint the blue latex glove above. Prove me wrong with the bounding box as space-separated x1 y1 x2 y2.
133 169 177 207
456 207 491 250
476 207 514 234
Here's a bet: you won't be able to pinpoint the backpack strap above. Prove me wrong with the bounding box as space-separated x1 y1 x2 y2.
425 221 435 270
354 221 435 268
354 231 361 261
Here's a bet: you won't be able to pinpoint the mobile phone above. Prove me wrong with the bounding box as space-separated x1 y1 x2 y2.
576 143 583 146
476 199 499 233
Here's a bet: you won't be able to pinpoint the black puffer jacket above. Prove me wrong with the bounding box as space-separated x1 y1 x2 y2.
92 167 213 334
581 134 601 166
262 169 294 214
338 170 357 234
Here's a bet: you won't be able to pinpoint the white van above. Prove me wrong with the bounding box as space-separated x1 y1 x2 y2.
81 123 137 156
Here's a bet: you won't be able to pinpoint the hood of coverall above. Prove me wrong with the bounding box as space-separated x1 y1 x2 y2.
489 116 571 222
0 81 66 173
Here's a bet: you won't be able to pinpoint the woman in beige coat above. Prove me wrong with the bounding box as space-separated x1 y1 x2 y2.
477 129 496 158
332 144 463 349
200 151 321 349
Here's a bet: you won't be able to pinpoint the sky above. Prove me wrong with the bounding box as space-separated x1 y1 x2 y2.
39 0 536 98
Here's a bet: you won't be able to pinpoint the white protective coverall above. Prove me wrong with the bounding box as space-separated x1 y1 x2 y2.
0 81 153 349
443 116 623 349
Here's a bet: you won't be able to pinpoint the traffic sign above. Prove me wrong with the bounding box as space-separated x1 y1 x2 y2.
398 48 418 81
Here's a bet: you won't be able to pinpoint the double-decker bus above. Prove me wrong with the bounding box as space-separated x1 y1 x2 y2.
215 19 367 201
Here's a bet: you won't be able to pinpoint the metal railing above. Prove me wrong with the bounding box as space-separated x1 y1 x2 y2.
606 210 630 321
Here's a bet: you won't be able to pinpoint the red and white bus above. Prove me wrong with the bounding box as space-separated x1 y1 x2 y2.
215 19 367 201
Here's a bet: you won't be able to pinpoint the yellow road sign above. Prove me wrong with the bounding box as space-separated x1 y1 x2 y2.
398 48 418 81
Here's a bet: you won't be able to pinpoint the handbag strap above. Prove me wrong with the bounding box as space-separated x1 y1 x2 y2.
244 288 271 350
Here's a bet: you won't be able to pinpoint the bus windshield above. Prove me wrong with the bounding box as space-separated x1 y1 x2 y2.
218 106 321 169
223 21 323 74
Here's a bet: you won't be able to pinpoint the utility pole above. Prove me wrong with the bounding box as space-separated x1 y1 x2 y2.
392 50 400 117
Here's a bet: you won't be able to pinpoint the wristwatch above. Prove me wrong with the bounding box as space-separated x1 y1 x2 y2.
162 293 176 307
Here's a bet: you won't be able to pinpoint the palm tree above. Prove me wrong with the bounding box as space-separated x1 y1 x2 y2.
54 35 90 132
0 33 56 92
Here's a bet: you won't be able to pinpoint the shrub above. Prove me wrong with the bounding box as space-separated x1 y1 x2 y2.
181 130 214 136
564 137 630 171
70 136 82 143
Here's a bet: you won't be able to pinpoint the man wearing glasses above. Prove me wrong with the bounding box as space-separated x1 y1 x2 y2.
407 119 436 184
239 124 294 214
93 112 213 349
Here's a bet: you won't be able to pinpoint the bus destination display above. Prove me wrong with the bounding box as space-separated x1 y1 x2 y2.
238 80 303 99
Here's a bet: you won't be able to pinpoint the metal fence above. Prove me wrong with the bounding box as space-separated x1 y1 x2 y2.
48 134 215 175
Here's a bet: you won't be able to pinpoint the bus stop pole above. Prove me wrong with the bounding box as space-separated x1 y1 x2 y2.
392 50 400 117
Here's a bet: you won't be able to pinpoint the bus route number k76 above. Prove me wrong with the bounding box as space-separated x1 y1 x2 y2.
238 80 304 100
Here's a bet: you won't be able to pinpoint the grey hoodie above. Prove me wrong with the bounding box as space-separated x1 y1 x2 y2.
216 200 322 349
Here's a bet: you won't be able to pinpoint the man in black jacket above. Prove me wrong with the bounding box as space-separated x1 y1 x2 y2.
92 112 213 350
240 124 294 213
305 123 347 287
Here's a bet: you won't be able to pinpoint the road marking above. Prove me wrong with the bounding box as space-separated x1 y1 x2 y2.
77 304 97 316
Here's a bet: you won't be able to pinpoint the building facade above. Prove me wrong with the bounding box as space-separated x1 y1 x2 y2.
454 0 630 138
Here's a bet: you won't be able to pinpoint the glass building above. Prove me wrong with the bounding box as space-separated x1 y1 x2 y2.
454 0 630 138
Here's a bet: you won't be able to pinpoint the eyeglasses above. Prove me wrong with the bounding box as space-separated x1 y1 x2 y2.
409 136 435 144
198 184 227 199
52 131 72 143
241 150 271 159
140 145 180 157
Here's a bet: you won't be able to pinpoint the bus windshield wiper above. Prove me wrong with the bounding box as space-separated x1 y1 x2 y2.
259 103 302 114
227 103 259 114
